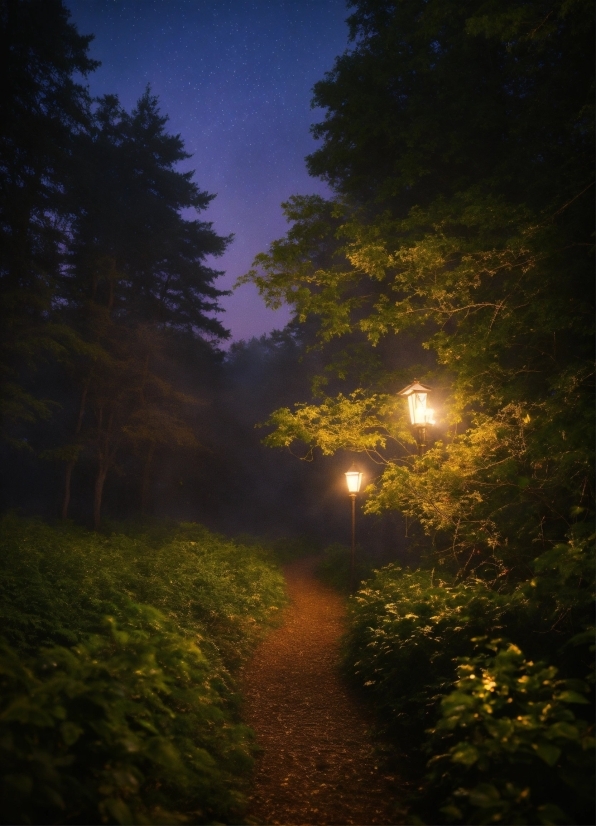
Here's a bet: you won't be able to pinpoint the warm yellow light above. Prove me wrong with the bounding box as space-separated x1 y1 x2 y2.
398 381 434 426
345 464 363 494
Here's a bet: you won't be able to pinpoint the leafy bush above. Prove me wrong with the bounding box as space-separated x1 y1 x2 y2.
343 544 594 823
0 515 287 824
0 515 286 663
344 566 512 743
424 640 594 825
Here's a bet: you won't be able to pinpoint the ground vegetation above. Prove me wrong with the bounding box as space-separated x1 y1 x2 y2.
0 514 286 824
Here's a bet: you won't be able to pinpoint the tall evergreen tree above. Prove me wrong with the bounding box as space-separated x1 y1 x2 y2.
65 90 230 334
58 90 231 526
0 0 97 437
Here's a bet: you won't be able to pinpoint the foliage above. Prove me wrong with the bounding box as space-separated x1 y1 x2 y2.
243 188 594 559
65 89 231 335
0 515 287 823
343 554 594 823
316 542 374 592
263 390 412 458
0 616 252 826
0 0 97 433
307 0 593 211
241 0 594 564
345 566 510 740
1 3 232 525
423 640 595 825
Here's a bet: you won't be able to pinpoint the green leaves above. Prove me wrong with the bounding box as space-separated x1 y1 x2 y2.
262 390 410 457
0 516 287 824
0 621 248 824
343 566 511 742
240 0 594 583
426 641 595 824
344 563 595 823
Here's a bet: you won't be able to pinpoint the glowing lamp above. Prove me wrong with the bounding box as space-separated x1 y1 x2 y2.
345 464 363 495
344 463 363 592
399 380 434 454
398 380 433 426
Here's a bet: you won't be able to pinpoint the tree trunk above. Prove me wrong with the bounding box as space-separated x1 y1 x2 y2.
140 441 155 513
93 466 108 531
93 406 114 531
61 381 89 519
61 459 75 520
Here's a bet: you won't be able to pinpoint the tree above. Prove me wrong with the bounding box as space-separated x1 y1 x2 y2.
307 0 593 215
242 0 594 578
65 90 231 334
0 0 97 438
57 90 231 526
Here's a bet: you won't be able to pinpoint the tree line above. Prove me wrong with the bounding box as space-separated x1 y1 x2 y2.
1 1 366 544
1 0 236 528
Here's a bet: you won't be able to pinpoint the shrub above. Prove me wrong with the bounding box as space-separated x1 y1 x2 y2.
424 639 594 825
0 515 287 824
0 515 286 663
343 566 512 744
343 546 594 823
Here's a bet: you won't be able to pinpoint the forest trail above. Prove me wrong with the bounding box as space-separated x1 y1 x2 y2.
240 556 406 826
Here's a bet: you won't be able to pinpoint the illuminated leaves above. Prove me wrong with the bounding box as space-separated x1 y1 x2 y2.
262 390 412 457
427 641 595 823
345 562 595 824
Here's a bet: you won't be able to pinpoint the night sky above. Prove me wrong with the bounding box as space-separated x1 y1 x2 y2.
65 0 349 343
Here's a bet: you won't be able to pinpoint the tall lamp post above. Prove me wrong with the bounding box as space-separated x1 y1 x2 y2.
345 463 363 592
398 380 435 455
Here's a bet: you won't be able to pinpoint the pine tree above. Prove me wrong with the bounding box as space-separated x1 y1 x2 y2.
58 90 231 526
0 0 97 439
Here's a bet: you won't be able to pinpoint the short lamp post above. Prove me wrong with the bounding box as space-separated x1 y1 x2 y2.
345 463 363 592
398 380 435 455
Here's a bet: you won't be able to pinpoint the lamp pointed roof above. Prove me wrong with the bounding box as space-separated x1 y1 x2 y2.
398 380 432 396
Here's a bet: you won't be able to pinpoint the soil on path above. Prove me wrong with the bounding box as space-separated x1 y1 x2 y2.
240 556 406 826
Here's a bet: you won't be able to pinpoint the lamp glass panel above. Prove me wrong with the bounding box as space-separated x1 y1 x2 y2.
408 392 428 425
345 471 363 493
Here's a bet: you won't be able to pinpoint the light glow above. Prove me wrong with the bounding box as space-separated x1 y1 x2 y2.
345 464 363 494
398 381 434 426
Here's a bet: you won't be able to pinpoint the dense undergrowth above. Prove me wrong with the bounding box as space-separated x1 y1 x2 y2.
343 536 594 825
315 542 374 593
0 515 287 825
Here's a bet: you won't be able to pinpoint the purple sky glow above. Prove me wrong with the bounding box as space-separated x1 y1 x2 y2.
66 0 349 343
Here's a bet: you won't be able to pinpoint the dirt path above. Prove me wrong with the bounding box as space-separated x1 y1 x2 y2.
240 556 406 826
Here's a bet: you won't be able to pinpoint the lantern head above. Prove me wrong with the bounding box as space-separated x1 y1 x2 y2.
398 380 434 427
345 463 363 494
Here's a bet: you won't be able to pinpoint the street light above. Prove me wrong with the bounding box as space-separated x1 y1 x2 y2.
344 463 363 592
398 380 435 455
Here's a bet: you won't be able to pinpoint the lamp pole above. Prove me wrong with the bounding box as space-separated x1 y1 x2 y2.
414 424 426 456
345 463 363 592
350 491 356 592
